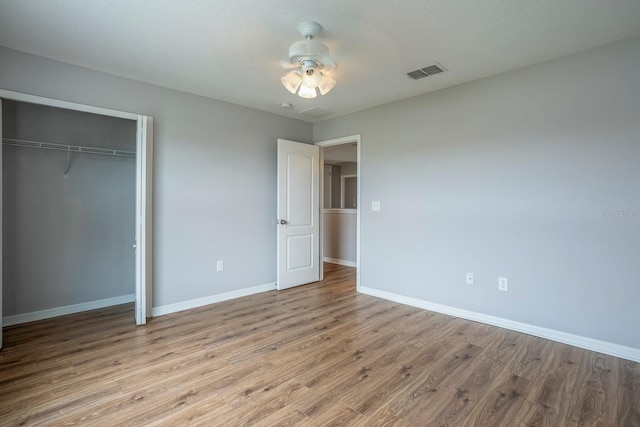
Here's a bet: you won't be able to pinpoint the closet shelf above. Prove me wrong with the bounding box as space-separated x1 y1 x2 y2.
2 138 136 158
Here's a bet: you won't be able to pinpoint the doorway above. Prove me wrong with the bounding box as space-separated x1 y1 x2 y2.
316 135 361 289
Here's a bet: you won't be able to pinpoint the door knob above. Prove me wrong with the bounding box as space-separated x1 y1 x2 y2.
278 219 288 225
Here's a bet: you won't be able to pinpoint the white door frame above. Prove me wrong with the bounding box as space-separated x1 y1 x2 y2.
0 88 153 325
315 135 361 289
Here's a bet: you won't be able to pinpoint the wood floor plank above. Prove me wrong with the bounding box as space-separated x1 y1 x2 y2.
509 335 554 381
566 351 621 426
353 406 410 427
339 320 476 417
388 338 487 423
462 369 532 426
617 359 640 426
249 407 309 427
514 342 584 426
6 383 125 426
425 329 527 426
301 402 365 426
0 263 637 426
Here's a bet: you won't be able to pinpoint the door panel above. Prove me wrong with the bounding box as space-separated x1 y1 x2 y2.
287 234 313 270
287 152 313 226
277 139 319 290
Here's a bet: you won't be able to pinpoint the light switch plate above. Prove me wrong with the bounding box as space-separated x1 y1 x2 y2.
372 201 381 211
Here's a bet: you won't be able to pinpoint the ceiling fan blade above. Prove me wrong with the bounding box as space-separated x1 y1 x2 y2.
319 56 336 72
281 56 297 70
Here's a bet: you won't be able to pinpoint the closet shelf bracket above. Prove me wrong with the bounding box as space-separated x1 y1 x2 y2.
64 146 71 176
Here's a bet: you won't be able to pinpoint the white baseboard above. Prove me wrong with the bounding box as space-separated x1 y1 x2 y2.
359 286 640 363
152 282 277 317
323 257 357 268
3 294 136 326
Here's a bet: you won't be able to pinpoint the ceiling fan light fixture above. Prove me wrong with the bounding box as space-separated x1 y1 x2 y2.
318 75 336 95
281 70 301 94
301 66 322 88
297 84 317 98
281 21 336 98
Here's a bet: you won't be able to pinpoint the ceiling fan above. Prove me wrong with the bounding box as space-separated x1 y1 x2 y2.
281 21 336 99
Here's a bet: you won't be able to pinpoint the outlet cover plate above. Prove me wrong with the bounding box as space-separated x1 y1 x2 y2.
498 277 508 291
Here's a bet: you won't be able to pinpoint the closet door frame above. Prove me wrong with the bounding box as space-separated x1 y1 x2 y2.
0 89 153 326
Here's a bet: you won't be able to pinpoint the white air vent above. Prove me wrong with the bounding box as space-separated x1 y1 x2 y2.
298 107 332 118
407 63 447 79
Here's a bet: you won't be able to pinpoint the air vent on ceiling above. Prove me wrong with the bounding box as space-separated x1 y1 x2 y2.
298 107 332 119
407 63 447 80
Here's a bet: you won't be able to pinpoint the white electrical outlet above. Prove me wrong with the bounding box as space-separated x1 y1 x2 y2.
217 260 224 272
466 273 474 285
498 277 508 291
372 201 381 211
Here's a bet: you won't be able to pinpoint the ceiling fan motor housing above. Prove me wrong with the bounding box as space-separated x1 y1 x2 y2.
288 40 329 68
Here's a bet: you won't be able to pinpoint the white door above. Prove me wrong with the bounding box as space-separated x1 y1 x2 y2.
277 139 320 290
135 116 153 325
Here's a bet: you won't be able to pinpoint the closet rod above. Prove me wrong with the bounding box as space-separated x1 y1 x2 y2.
2 137 136 158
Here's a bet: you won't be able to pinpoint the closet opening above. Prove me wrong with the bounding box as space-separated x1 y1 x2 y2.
2 99 136 324
0 90 152 343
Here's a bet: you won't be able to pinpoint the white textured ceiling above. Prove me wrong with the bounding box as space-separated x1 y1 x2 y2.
1 0 639 122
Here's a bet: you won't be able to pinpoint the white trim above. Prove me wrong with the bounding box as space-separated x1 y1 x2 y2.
315 134 361 289
0 89 139 120
323 208 357 214
135 115 153 325
323 257 357 267
359 286 640 363
319 149 325 281
315 135 360 148
152 283 277 317
3 294 135 326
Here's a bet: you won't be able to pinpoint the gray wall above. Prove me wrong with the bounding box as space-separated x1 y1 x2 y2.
343 177 357 209
340 162 358 209
314 35 640 349
0 46 312 309
323 163 357 209
323 211 357 263
3 101 136 315
340 162 357 176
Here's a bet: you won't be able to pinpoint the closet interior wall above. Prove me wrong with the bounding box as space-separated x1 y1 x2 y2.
2 100 136 319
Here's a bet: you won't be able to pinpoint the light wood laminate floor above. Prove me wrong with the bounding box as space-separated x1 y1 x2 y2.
1 263 638 426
